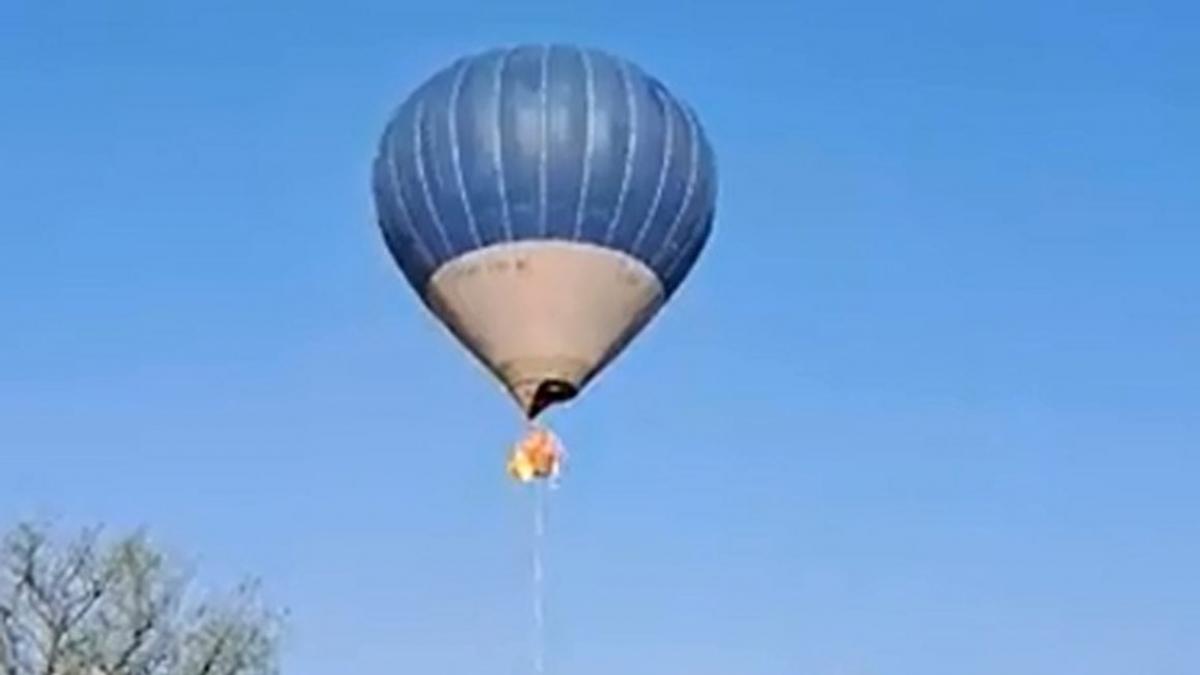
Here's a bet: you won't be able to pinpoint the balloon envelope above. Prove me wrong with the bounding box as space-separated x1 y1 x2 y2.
372 44 717 416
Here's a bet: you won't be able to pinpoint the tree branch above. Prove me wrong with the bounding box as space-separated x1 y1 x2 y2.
0 605 23 675
108 614 156 675
194 629 230 675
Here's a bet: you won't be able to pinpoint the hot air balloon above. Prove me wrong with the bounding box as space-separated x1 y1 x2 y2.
372 44 716 423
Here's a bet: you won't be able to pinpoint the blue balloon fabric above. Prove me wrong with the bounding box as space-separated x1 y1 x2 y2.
372 44 717 296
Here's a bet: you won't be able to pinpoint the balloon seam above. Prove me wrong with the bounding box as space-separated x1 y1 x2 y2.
573 48 595 240
449 58 483 249
662 207 710 285
538 44 550 238
603 58 637 246
630 87 675 258
382 126 437 270
494 49 514 242
413 100 455 258
652 102 701 269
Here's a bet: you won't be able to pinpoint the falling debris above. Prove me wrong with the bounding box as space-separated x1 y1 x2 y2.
507 427 563 483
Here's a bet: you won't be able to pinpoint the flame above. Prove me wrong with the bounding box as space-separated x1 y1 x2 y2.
507 427 563 483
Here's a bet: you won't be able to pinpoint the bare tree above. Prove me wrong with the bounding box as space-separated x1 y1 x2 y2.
0 522 281 675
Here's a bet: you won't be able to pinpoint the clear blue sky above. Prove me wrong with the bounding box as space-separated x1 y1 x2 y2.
2 2 1197 674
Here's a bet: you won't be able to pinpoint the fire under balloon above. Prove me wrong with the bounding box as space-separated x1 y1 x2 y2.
507 426 564 484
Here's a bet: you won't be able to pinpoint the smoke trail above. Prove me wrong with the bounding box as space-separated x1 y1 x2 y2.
532 481 546 674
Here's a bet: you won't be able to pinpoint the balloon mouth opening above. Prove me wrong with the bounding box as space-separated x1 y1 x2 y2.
527 379 578 419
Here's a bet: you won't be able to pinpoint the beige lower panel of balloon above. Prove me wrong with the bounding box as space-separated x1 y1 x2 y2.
424 240 665 415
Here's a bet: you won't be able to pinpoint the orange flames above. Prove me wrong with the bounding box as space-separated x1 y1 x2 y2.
507 427 563 483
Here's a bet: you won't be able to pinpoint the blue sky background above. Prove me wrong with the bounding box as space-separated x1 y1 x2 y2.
2 2 1197 674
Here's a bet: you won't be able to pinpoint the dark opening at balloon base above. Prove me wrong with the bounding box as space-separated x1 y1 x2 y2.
527 380 578 419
